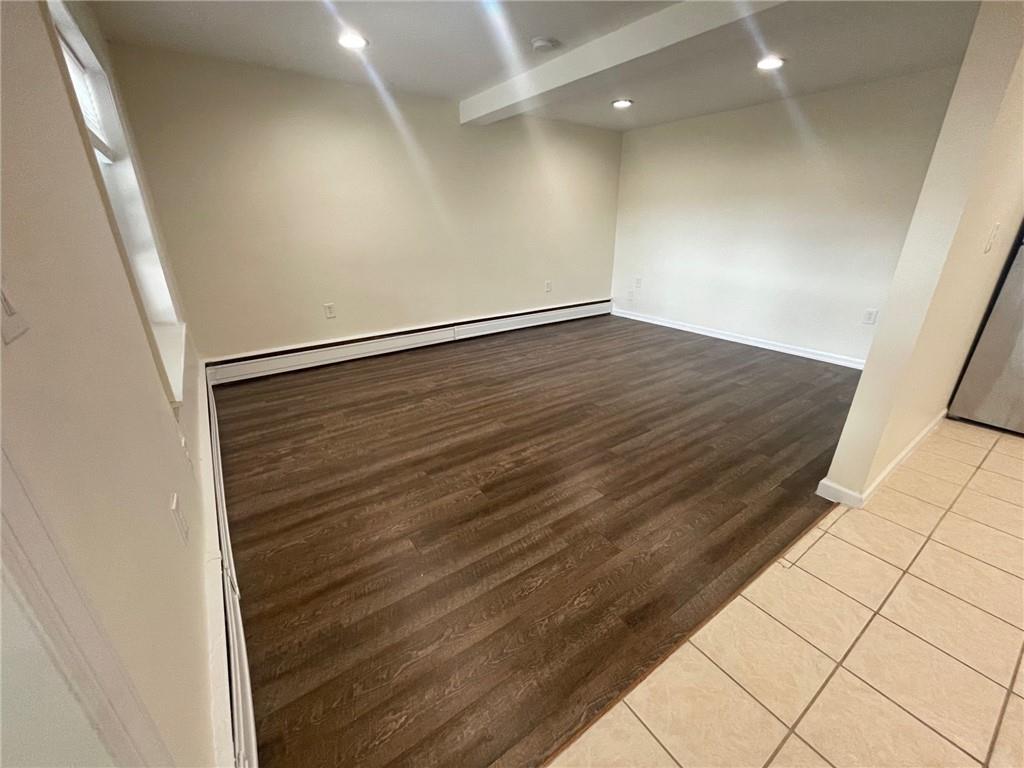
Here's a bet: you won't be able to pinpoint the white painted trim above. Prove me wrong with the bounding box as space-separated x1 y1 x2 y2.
203 302 611 365
814 477 868 508
612 307 866 370
453 302 612 339
816 408 948 507
193 369 234 767
205 375 258 768
1 452 174 766
207 302 612 384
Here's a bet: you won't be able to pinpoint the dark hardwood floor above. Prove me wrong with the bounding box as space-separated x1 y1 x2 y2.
213 315 859 768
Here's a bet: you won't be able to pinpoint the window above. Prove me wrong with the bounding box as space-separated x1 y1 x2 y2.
50 1 186 403
58 38 116 166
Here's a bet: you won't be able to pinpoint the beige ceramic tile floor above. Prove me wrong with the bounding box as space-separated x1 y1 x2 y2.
551 420 1024 768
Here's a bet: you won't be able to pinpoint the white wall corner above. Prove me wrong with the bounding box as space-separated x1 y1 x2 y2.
817 408 947 507
814 477 866 509
612 306 866 369
820 2 1023 501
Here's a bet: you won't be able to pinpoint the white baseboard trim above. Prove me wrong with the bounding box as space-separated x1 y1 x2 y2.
207 301 612 384
815 477 868 508
816 408 948 507
611 307 865 370
205 377 258 768
861 408 949 501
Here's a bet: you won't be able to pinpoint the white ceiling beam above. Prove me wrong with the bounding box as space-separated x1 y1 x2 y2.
459 1 785 125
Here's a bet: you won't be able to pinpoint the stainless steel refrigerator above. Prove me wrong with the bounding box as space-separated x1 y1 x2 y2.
949 242 1024 434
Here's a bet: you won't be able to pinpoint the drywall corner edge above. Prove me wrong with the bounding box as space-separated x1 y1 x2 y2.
815 477 865 508
816 408 947 507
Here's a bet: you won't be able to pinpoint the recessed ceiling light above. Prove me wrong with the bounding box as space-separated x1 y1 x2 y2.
757 54 784 71
530 36 561 52
612 99 633 110
338 30 368 51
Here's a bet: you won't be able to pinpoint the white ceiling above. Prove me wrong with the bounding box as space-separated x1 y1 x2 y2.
91 1 671 99
531 1 978 130
92 1 978 131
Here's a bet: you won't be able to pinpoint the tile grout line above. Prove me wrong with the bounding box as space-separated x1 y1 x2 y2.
791 557 885 612
982 639 1024 767
843 435 1014 759
944 509 1024 542
789 560 1021 689
975 457 1024 481
759 426 1010 768
907 445 979 471
839 664 988 764
843 497 1024 581
856 501 941 536
738 594 845 663
622 699 684 768
688 641 791 730
923 537 1024 583
837 508 1024 580
799 526 909 566
585 426 1017 768
932 526 1024 580
888 556 1022 631
800 736 838 768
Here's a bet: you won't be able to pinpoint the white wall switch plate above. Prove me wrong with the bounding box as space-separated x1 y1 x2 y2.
544 280 552 293
862 308 880 325
323 302 336 319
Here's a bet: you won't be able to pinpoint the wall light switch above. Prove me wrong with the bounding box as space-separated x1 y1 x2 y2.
862 308 880 325
323 302 336 319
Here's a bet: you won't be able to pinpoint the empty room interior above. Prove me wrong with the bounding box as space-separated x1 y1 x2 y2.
4 1 1024 766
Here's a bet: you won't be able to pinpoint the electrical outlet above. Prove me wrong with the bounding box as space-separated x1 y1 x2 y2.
627 288 635 305
544 280 552 293
862 308 880 325
323 302 336 319
634 277 642 289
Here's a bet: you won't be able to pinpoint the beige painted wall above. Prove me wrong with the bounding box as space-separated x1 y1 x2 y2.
612 66 960 364
1 3 216 764
107 44 623 359
823 1 1023 499
870 48 1023 482
1 581 116 767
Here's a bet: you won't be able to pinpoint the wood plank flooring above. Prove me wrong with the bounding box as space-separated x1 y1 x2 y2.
213 315 859 768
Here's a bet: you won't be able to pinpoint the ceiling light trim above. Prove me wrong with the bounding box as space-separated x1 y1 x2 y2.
756 54 785 70
338 30 368 51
